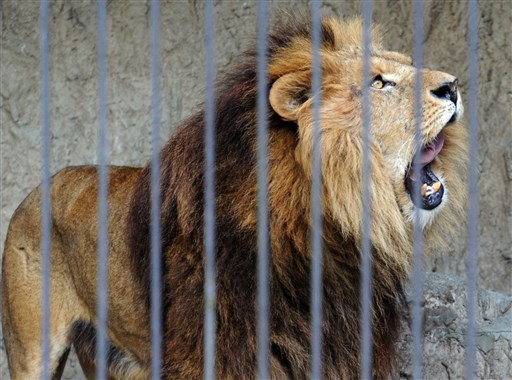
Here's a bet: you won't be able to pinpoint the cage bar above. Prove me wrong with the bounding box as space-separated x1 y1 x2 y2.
309 1 324 378
256 1 270 379
150 0 163 378
39 1 51 378
203 1 217 379
360 1 375 378
95 1 109 379
466 1 480 378
412 1 426 378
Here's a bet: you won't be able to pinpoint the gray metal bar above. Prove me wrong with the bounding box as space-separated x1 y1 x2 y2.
360 1 374 378
203 1 217 379
96 1 109 379
310 1 324 378
412 1 426 379
256 1 270 379
39 1 51 378
466 1 480 378
150 1 162 378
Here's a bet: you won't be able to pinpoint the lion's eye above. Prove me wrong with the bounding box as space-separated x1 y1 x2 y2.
371 75 395 89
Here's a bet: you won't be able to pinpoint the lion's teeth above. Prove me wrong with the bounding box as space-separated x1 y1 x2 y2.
421 183 428 197
421 181 442 197
432 181 441 192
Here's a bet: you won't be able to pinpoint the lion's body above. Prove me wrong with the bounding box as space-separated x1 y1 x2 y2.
2 17 467 379
2 167 151 378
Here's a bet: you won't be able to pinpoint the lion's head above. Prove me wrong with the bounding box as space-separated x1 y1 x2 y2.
266 18 467 264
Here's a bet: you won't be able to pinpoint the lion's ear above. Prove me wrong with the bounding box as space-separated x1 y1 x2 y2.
269 72 310 121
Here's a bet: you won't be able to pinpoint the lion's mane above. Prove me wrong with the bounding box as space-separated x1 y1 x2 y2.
128 16 467 379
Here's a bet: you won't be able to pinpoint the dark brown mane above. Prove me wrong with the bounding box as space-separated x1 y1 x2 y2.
127 14 323 305
127 15 406 379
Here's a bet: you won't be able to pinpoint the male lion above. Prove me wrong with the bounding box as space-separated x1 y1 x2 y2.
2 17 466 379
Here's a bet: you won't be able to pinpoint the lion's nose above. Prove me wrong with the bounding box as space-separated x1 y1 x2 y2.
431 79 458 106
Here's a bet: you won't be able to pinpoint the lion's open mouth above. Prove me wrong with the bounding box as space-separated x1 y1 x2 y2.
405 131 445 210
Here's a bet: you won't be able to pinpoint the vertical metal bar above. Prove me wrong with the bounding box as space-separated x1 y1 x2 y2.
360 1 374 379
466 1 480 378
203 1 216 379
96 1 109 379
256 1 270 379
150 1 162 378
412 1 426 379
39 1 51 378
310 1 323 378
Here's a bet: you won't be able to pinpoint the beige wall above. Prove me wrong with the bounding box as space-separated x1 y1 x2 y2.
1 1 511 378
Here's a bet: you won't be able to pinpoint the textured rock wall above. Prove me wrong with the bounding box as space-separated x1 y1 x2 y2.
1 1 510 378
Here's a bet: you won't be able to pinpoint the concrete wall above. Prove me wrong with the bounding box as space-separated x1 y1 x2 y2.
1 1 510 378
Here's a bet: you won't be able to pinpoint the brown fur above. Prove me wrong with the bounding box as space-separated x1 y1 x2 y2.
2 17 466 379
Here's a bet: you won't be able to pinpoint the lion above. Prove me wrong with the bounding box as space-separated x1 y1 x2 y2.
1 16 466 379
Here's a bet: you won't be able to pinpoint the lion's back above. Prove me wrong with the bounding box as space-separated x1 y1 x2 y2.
4 165 142 269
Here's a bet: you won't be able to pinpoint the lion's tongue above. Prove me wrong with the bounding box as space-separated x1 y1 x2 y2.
409 131 444 181
418 131 444 165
